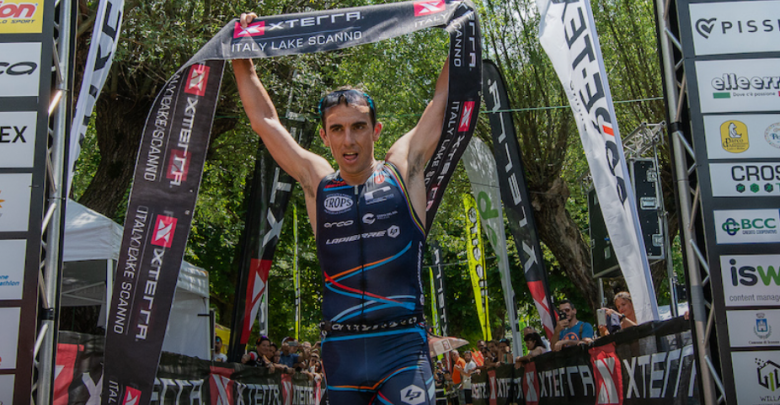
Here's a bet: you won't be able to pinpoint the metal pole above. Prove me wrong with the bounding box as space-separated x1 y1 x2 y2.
37 0 73 403
655 0 717 402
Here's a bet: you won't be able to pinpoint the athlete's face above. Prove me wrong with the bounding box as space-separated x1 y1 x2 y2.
319 103 382 178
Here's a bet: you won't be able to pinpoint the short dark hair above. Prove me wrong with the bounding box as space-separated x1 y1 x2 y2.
559 299 575 310
215 336 222 343
318 87 377 127
524 332 544 349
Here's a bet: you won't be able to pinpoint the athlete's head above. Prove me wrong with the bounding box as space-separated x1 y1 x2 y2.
318 87 377 128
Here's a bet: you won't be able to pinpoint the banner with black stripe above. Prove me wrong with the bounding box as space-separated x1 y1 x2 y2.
482 60 557 339
228 117 315 361
102 2 481 404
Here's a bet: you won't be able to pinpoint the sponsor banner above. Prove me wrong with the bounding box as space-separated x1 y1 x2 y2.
0 173 32 232
537 0 658 323
703 114 780 159
55 331 320 405
0 111 36 168
0 306 20 370
688 1 780 56
0 0 44 33
229 117 314 358
108 3 482 400
0 239 25 300
431 242 448 336
464 136 522 355
732 350 780 405
695 58 780 113
720 254 780 307
714 209 780 244
709 162 780 197
67 0 124 195
471 317 699 405
464 193 490 341
727 309 780 347
0 375 14 404
482 59 557 340
0 42 41 97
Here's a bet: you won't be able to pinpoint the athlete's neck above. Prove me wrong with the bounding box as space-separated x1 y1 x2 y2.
339 158 380 185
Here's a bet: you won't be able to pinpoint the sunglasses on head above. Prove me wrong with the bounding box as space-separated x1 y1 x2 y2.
318 89 376 123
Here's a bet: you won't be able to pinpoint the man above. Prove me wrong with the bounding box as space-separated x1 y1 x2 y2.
213 336 227 362
234 11 450 404
551 300 594 351
456 351 478 405
450 351 467 403
279 337 308 370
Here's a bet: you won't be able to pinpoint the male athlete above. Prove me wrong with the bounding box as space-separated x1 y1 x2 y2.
234 12 449 405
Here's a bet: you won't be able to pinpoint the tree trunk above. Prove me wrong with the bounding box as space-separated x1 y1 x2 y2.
531 177 599 311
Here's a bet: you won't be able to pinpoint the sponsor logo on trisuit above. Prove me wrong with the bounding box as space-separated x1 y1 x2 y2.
413 0 445 17
234 21 265 38
720 120 749 153
324 194 353 214
151 215 177 248
184 64 210 97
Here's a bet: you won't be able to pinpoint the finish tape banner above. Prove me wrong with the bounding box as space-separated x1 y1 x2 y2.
482 60 557 340
470 317 700 405
103 1 482 404
55 332 320 405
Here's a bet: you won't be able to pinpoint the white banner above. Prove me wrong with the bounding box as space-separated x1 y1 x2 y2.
0 307 20 370
463 137 522 356
537 0 658 322
67 0 124 195
0 240 26 300
0 173 33 232
0 111 37 169
0 42 42 97
703 114 780 159
689 1 780 56
727 309 780 348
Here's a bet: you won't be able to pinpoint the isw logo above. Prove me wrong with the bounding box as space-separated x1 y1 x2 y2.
151 215 177 248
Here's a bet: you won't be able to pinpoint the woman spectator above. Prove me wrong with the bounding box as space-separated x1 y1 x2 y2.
598 291 638 336
515 332 547 368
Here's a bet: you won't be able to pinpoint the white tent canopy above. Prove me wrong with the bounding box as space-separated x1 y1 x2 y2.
62 200 210 359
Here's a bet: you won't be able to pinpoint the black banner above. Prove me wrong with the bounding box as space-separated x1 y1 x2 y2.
103 2 482 404
482 60 556 338
55 332 320 405
470 317 699 405
228 117 315 361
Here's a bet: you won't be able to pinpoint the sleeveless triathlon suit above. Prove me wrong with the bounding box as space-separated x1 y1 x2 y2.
316 161 434 405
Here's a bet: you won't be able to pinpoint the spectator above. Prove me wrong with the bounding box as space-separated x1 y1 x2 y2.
213 336 227 362
450 351 467 403
497 339 512 364
598 291 638 336
458 351 479 405
522 326 551 351
279 337 307 370
515 332 547 367
551 300 594 351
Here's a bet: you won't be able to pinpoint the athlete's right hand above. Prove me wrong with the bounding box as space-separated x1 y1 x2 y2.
240 12 258 29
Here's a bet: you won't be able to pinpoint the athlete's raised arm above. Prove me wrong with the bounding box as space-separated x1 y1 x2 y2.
232 13 333 196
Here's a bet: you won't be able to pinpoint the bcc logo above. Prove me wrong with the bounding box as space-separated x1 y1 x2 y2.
722 217 777 235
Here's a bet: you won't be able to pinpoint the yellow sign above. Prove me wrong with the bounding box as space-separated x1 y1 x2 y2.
0 0 44 34
720 120 749 153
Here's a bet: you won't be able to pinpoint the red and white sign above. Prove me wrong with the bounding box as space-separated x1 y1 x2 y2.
233 21 265 38
151 215 177 248
459 101 475 132
184 64 210 96
241 258 270 343
590 344 623 405
123 386 142 405
166 149 191 183
414 0 445 16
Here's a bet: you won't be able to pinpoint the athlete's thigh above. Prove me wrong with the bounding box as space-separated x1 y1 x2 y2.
325 388 373 405
374 357 434 405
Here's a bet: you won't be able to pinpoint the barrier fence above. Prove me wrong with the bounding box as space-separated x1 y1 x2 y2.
54 317 697 404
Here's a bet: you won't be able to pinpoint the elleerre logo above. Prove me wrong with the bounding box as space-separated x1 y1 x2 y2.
123 387 141 405
151 215 177 248
459 101 475 132
184 64 210 96
414 0 445 16
233 21 265 38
